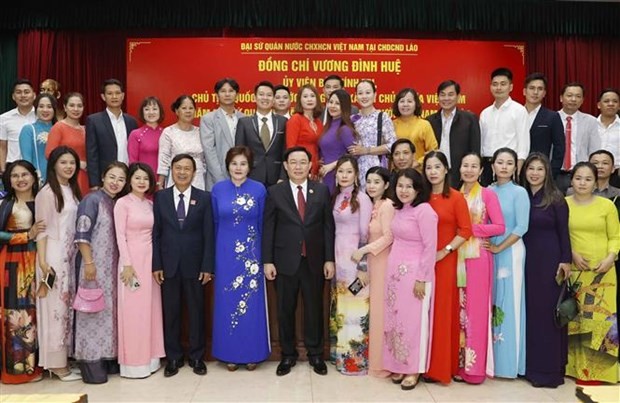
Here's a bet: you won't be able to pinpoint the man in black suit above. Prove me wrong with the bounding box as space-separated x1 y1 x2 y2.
86 78 138 189
427 80 481 188
523 72 565 178
152 153 214 377
235 81 287 187
262 146 335 376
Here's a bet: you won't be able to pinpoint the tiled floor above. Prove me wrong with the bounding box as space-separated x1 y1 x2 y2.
2 362 619 402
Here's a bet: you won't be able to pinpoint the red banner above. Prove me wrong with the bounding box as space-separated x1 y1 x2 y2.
127 38 525 126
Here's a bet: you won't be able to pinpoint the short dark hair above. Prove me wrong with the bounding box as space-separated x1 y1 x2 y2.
437 80 460 95
365 166 391 200
254 81 274 94
423 151 451 197
225 146 254 173
390 138 415 157
561 82 584 96
393 168 430 209
34 93 59 124
12 78 34 92
284 146 312 162
171 95 196 112
356 79 376 93
214 78 240 93
589 149 615 166
171 153 196 172
392 88 422 117
570 161 598 182
138 96 164 124
598 87 620 102
324 75 344 88
524 72 547 89
491 67 513 82
2 160 39 202
101 78 124 93
274 85 290 95
127 162 156 195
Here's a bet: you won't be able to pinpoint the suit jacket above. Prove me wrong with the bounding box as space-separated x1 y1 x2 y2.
529 106 565 177
235 114 287 187
558 110 602 167
200 108 245 190
262 180 335 276
152 186 215 278
427 108 480 186
85 111 138 187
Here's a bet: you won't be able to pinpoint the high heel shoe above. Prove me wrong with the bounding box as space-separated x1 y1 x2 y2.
401 375 421 391
245 363 257 371
48 368 82 381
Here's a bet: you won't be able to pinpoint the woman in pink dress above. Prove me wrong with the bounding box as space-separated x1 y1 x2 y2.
351 166 394 378
127 97 164 177
383 168 437 390
114 162 164 378
457 153 505 384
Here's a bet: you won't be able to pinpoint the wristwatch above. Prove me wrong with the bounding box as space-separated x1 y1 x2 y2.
444 244 454 253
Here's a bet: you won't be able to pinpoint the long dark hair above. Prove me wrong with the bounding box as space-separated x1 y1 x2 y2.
332 155 361 213
46 146 82 212
393 168 430 209
127 162 156 196
491 147 519 183
323 89 360 142
2 160 39 201
365 166 391 201
423 151 451 198
519 152 563 208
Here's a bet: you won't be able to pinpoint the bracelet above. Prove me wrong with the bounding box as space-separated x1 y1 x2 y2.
84 261 94 265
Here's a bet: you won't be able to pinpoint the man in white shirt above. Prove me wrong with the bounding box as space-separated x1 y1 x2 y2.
555 82 601 193
0 79 36 173
479 68 529 185
596 88 620 188
273 85 292 119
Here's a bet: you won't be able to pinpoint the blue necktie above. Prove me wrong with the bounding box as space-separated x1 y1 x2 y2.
177 193 186 228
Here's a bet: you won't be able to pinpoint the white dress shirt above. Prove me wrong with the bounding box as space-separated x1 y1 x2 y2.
598 115 620 169
221 108 239 143
479 97 529 160
290 180 308 208
439 108 456 167
106 108 129 163
173 185 193 213
526 104 542 130
0 107 36 163
256 111 274 140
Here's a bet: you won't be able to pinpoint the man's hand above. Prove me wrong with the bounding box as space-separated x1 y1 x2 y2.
323 261 335 280
199 272 213 285
153 270 164 285
264 263 277 280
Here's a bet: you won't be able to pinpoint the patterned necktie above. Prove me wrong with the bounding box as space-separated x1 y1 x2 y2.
260 117 270 149
563 116 573 171
297 185 306 256
177 193 186 228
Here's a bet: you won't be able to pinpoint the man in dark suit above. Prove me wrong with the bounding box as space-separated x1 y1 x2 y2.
235 81 287 187
427 80 481 188
523 72 565 178
86 78 138 189
152 153 214 377
262 146 335 376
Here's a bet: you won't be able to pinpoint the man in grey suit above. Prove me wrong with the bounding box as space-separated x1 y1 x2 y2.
200 78 245 190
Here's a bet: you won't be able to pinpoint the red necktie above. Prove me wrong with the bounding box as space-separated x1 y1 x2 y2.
297 185 306 256
563 116 572 171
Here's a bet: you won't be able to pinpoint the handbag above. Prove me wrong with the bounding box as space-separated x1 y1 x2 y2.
72 281 106 313
554 272 581 328
376 112 386 168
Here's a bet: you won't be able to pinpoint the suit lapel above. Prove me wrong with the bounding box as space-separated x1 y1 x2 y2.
184 186 199 225
283 183 303 224
163 188 181 230
215 109 234 148
266 115 279 151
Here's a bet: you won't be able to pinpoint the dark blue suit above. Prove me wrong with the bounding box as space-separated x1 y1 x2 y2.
528 106 565 178
85 111 138 187
152 186 214 361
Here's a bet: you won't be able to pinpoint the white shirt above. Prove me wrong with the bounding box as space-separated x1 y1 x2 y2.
106 108 129 163
256 111 274 140
290 180 308 208
173 185 193 214
221 108 239 143
479 97 529 159
0 107 35 163
598 115 620 169
439 108 456 167
526 104 542 130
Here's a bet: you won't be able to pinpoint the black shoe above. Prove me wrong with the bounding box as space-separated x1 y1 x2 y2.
189 359 207 375
164 359 184 377
276 358 296 376
308 357 328 375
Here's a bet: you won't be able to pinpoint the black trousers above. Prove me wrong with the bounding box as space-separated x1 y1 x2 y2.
555 170 572 195
481 157 494 187
161 272 205 361
275 257 325 359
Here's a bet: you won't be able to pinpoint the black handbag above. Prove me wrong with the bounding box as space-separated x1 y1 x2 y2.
554 272 581 328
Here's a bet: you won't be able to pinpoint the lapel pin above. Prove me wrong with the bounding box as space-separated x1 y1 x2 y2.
309 189 314 194
190 199 197 205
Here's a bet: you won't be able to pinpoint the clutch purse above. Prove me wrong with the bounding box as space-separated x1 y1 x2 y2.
72 282 106 313
554 274 580 328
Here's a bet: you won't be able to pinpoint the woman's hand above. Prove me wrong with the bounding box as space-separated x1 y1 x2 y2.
435 249 449 262
351 248 365 264
571 251 590 271
593 254 616 274
28 220 46 240
84 262 96 281
120 265 137 287
413 280 426 300
39 261 51 276
556 262 571 281
347 144 368 156
482 240 500 254
80 161 87 170
357 270 370 287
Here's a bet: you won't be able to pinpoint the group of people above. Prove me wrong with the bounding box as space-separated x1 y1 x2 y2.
0 69 618 391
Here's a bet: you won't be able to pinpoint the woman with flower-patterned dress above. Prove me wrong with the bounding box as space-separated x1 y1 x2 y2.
329 155 373 375
19 93 57 185
211 146 269 371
